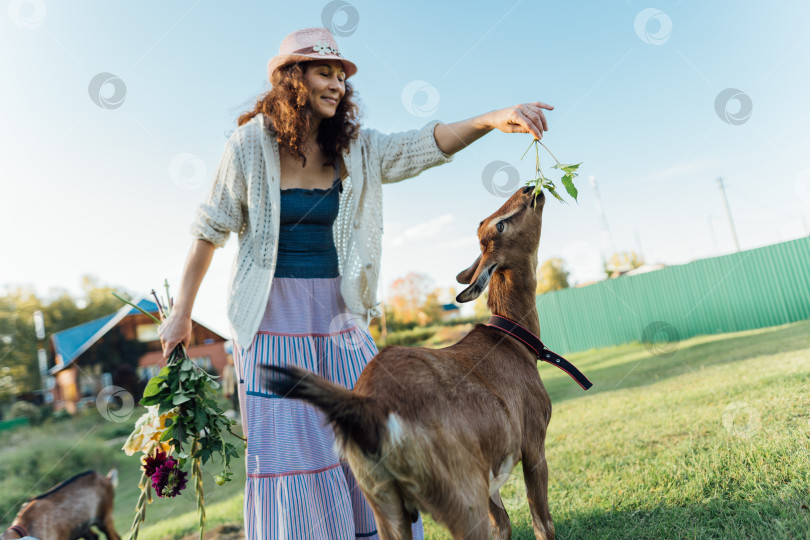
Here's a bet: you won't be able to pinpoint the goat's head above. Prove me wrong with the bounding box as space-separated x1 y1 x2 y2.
455 187 545 303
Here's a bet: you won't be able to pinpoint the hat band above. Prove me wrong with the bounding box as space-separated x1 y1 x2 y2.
290 41 343 58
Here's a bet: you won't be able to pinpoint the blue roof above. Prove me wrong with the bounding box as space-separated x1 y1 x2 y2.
441 303 460 311
50 298 159 373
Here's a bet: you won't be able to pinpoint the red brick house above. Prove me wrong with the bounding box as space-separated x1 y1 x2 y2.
48 297 229 414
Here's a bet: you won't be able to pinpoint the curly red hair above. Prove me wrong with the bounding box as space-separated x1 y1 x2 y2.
238 62 362 168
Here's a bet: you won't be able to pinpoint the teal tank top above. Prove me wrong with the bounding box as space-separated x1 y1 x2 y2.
273 162 342 278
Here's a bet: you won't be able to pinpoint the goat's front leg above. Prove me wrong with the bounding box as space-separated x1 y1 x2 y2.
80 527 99 540
523 448 555 540
97 514 121 540
447 499 491 540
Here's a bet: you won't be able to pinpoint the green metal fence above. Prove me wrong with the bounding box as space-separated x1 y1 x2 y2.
536 236 810 355
0 417 29 432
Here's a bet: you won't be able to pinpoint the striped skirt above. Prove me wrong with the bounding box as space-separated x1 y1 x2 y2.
234 276 424 540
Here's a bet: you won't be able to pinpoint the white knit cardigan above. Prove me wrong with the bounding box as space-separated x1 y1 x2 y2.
191 113 454 348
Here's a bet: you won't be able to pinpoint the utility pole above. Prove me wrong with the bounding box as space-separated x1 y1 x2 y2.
589 175 616 265
707 216 719 255
33 310 51 405
716 176 740 252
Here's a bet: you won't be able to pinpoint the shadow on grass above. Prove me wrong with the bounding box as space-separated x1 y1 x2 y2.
543 321 810 404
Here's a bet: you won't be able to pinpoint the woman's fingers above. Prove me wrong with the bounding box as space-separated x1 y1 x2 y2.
162 339 174 360
158 314 192 359
491 102 553 138
512 108 544 140
523 104 549 133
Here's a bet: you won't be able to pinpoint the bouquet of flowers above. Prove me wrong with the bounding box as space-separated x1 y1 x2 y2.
114 283 244 540
521 138 582 206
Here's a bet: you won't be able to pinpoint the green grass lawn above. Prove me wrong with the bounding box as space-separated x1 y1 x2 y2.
421 320 810 539
4 321 808 539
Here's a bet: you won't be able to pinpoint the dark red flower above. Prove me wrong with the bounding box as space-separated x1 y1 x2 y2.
151 456 188 498
142 450 169 477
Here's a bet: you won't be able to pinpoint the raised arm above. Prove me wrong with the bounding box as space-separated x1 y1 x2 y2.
433 101 555 155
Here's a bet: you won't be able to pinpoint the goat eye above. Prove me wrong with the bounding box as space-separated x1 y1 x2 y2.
496 221 505 233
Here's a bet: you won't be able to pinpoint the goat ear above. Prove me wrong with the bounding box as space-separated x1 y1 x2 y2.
456 254 482 284
456 258 496 303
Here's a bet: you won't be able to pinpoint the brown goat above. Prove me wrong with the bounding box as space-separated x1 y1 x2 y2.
2 469 120 540
265 187 556 539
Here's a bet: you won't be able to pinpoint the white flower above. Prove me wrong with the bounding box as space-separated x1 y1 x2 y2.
313 41 331 55
312 41 341 57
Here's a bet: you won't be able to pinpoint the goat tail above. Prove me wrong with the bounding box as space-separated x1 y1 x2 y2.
261 365 386 456
106 468 118 489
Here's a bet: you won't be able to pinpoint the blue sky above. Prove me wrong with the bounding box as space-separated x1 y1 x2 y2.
2 1 809 336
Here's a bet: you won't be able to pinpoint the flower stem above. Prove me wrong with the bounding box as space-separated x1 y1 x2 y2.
192 439 206 540
150 290 166 322
535 141 543 177
520 138 534 161
538 141 561 164
112 292 161 324
127 443 157 540
164 279 173 314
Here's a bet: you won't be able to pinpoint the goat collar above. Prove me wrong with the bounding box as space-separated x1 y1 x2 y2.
486 314 593 390
5 525 29 539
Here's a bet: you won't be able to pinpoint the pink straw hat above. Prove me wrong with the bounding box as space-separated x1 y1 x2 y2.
267 27 357 81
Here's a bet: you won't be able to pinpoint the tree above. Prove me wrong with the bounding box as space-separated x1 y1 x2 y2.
0 286 47 394
473 290 490 319
0 275 137 396
605 251 645 278
421 288 444 324
387 272 435 325
536 258 570 295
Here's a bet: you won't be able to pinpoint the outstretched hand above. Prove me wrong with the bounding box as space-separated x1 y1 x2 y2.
487 102 554 140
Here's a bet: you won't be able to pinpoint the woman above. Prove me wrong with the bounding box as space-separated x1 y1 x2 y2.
159 27 552 540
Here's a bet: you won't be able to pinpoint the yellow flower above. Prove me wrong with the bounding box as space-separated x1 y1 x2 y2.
122 406 179 456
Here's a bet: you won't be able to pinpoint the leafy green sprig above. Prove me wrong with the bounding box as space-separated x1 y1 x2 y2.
113 282 244 540
520 138 582 205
